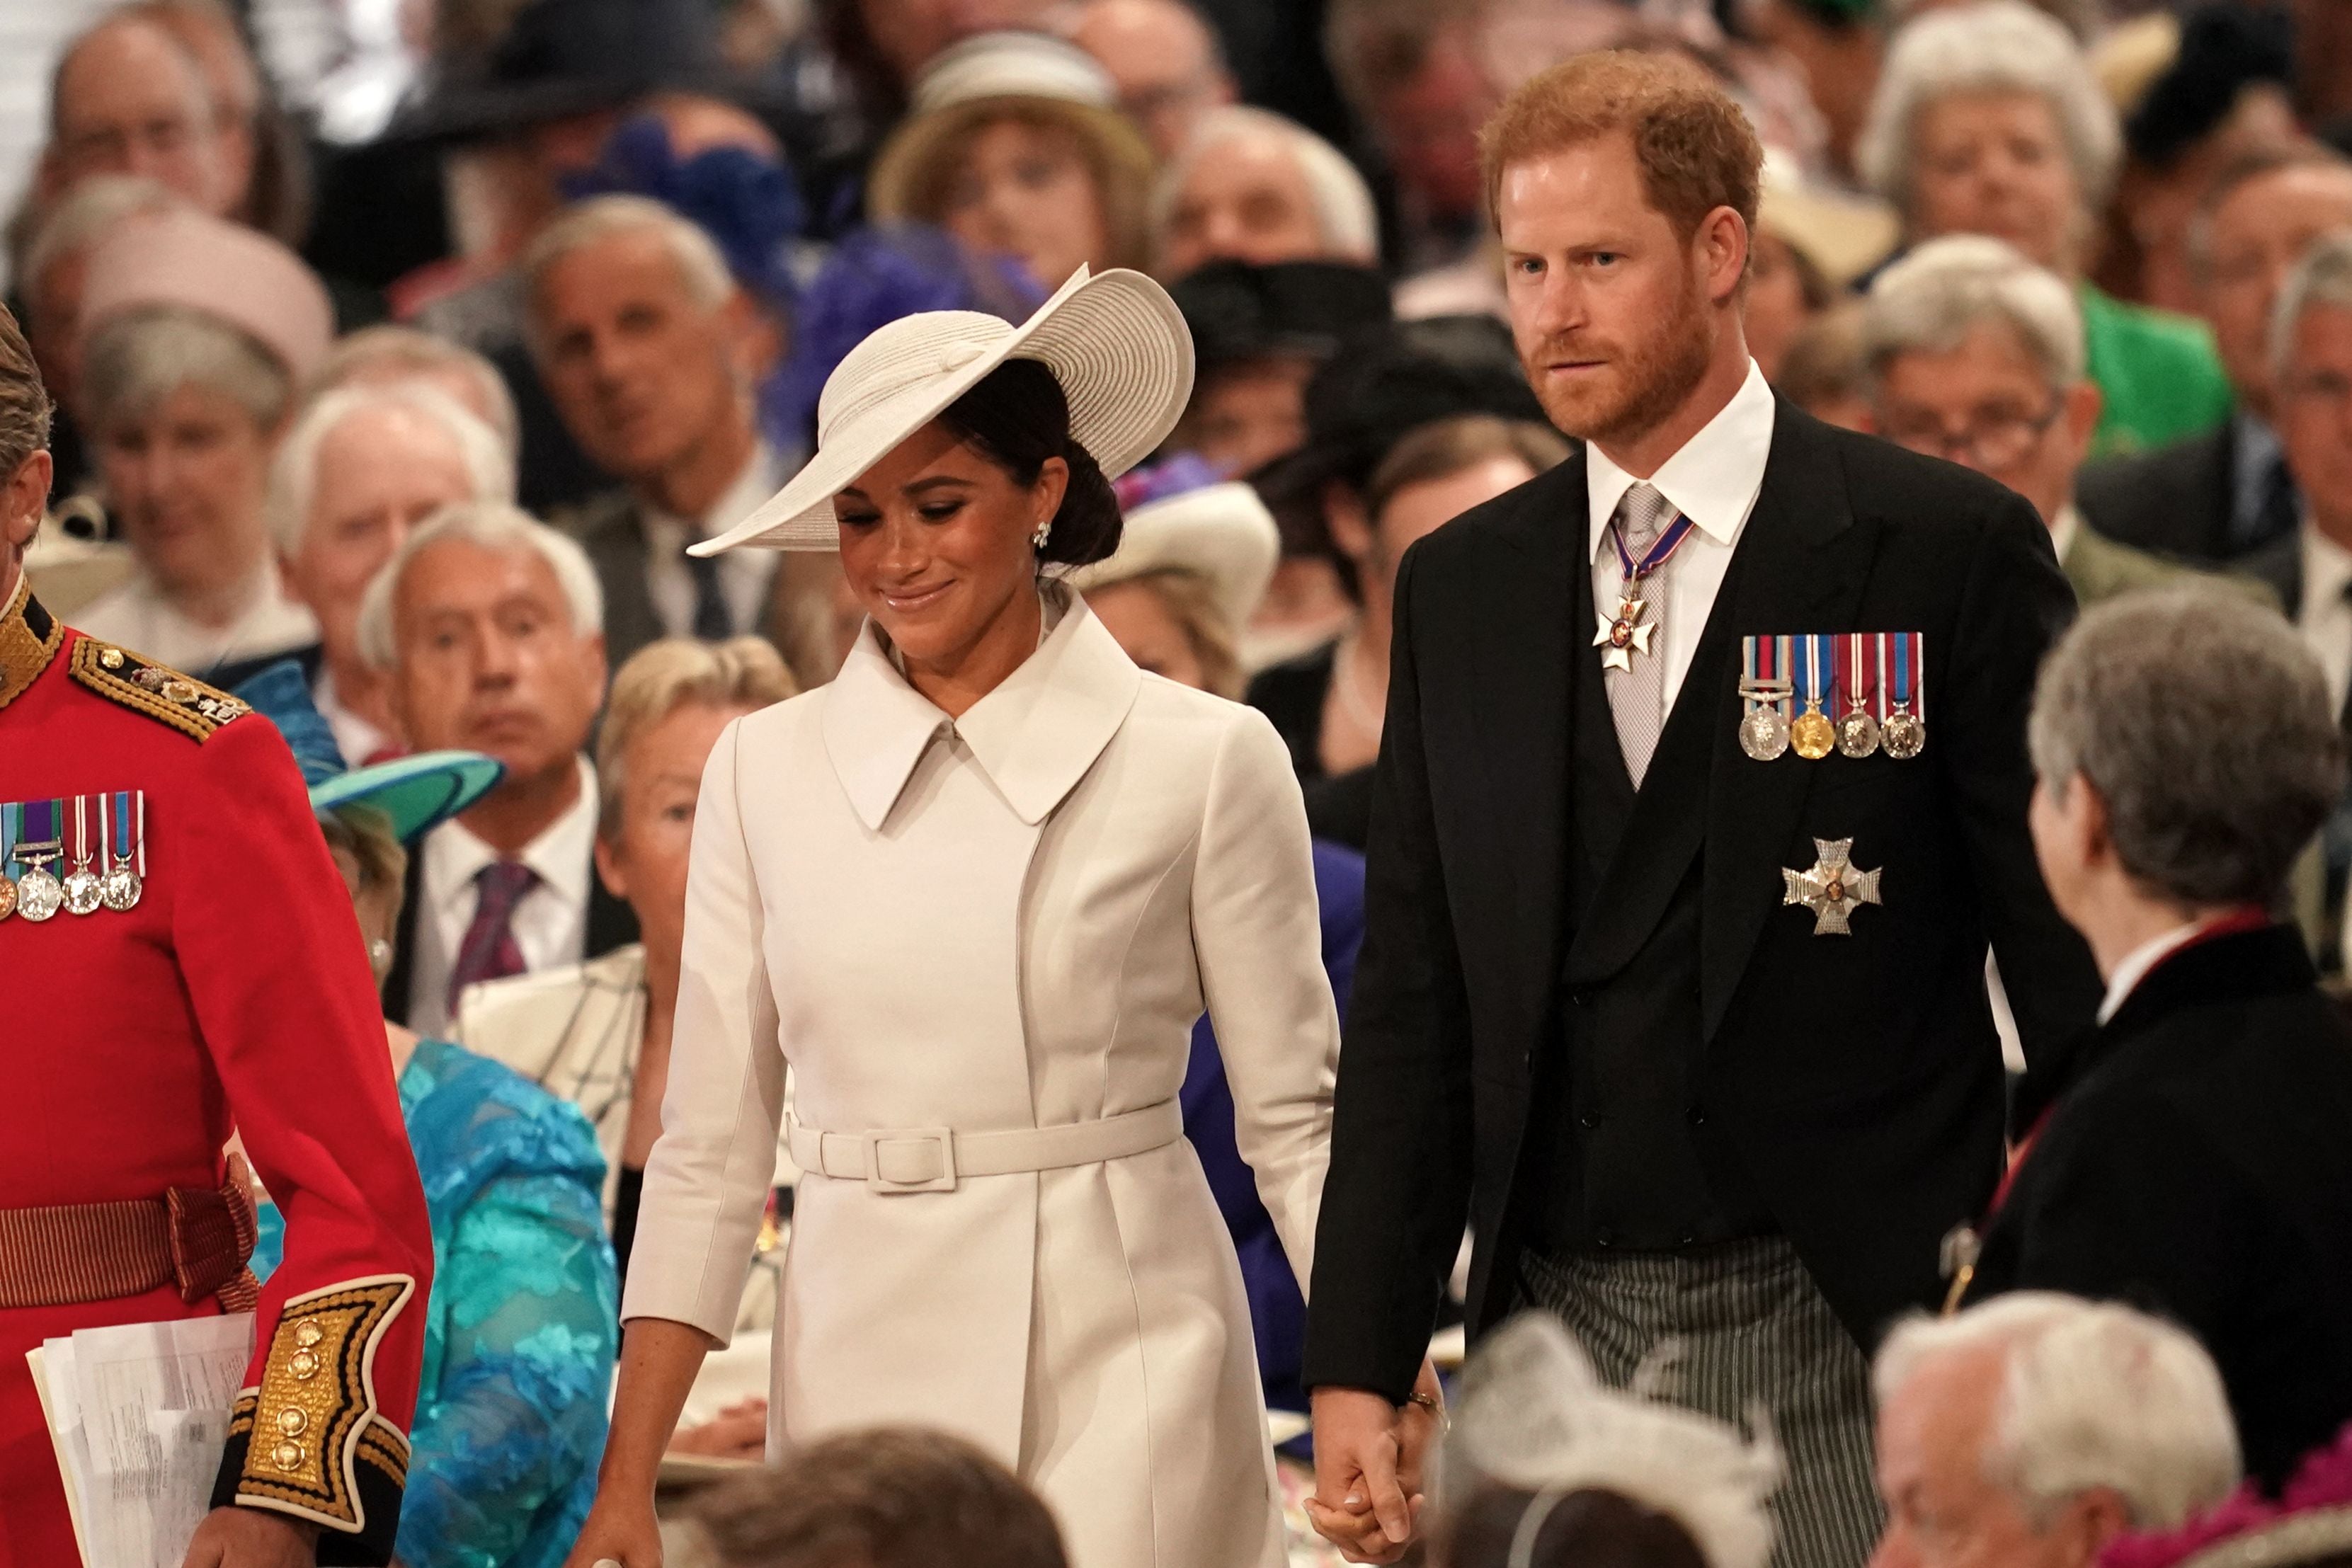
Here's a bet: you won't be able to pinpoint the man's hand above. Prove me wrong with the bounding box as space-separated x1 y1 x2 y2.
181 1506 321 1567
1306 1384 1427 1564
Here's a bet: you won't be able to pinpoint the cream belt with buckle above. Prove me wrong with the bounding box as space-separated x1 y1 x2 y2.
786 1099 1184 1193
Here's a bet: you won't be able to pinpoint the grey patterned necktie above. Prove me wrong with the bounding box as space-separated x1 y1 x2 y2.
1604 482 1679 787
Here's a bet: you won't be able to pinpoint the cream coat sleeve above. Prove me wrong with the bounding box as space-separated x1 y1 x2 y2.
620 718 789 1343
1192 706 1342 1293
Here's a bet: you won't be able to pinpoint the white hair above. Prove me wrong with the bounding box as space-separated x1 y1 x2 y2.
1863 234 2086 393
22 176 180 301
1857 1 2123 216
81 304 293 433
1153 105 1380 267
520 194 736 360
2271 229 2352 383
266 383 514 555
1442 1315 1783 1568
314 325 522 455
354 502 603 671
1875 1295 2242 1533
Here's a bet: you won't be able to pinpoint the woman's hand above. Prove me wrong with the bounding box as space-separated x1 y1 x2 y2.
560 1494 663 1568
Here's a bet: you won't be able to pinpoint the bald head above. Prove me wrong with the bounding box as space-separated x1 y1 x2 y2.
45 16 232 215
1075 0 1235 159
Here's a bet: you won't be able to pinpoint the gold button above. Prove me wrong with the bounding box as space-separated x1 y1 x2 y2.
277 1407 307 1437
294 1322 324 1349
99 648 123 670
290 1349 321 1380
273 1440 305 1471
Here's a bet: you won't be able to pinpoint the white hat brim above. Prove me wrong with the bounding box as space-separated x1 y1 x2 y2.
1067 482 1280 641
696 265 1195 554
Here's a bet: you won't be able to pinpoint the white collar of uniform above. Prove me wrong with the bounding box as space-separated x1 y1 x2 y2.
822 581 1143 831
425 754 598 914
1587 359 1776 566
2096 915 2218 1025
2301 523 2352 619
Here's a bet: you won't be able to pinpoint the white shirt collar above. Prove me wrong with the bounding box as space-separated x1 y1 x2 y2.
2096 917 2214 1025
2050 505 2082 567
1587 360 1776 564
2302 525 2352 620
425 755 598 916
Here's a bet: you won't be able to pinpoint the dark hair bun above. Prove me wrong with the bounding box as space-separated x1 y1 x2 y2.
1037 441 1122 566
937 357 1126 570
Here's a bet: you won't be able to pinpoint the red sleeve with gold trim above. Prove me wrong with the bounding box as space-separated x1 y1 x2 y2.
175 711 433 1564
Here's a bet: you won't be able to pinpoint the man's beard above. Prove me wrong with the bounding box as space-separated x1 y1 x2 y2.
1525 281 1716 450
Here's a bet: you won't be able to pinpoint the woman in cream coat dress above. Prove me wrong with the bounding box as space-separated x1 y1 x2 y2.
567 267 1342 1568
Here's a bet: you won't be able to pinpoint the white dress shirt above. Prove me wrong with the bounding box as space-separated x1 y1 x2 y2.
74 559 318 673
1587 360 1777 716
641 444 787 639
314 665 393 767
406 756 600 1038
2298 526 2352 717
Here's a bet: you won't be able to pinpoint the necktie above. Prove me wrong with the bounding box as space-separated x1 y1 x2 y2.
2247 452 2300 554
1604 482 1679 788
447 859 538 1015
686 548 732 641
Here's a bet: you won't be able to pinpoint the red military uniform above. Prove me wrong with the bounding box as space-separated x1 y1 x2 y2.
0 578 433 1567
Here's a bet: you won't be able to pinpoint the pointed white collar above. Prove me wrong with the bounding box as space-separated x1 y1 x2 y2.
821 584 1143 831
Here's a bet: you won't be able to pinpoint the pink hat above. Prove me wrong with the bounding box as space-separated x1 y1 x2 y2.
76 208 333 382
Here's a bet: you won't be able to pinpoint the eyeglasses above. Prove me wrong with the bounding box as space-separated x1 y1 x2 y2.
1879 397 2066 470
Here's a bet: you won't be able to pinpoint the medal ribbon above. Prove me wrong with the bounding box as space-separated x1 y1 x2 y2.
73 795 89 871
1845 633 1871 711
114 791 144 876
1609 509 1699 587
1909 632 1926 723
1893 631 1917 711
20 798 59 859
1800 634 1832 711
0 801 15 874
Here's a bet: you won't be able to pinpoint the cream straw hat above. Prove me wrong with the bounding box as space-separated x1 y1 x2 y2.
1069 481 1279 643
695 263 1194 554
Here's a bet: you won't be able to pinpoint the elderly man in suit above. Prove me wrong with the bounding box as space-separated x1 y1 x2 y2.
2078 147 2352 563
1305 50 2100 1568
356 500 636 1036
524 195 792 674
1862 236 2272 609
1963 588 2352 1492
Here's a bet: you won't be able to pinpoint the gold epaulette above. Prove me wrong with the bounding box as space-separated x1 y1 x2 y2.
68 641 251 743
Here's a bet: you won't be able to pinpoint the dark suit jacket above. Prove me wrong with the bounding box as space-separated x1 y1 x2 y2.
2077 419 2251 565
1969 924 2352 1489
1301 403 2103 1402
380 821 639 1028
563 489 800 675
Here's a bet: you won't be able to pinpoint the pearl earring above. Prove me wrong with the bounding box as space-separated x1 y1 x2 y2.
1032 517 1052 550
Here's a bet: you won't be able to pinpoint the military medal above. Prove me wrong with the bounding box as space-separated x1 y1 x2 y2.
13 799 65 923
1738 634 1792 760
1789 634 1837 760
1882 631 1926 760
1837 632 1880 758
1782 837 1883 935
0 803 17 923
1594 505 1697 674
62 796 103 916
101 791 145 912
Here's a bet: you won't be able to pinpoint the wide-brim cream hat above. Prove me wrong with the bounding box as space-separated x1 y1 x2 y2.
696 263 1194 553
1069 480 1280 640
866 32 1156 231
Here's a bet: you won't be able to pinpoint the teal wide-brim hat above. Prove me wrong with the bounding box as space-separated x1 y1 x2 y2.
230 662 504 844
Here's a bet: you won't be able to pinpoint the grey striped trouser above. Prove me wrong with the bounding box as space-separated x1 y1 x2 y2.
1517 1238 1883 1568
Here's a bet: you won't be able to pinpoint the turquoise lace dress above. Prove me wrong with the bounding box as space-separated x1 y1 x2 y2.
253 1038 619 1568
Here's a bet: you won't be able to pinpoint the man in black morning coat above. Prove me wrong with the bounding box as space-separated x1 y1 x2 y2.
1301 51 2101 1568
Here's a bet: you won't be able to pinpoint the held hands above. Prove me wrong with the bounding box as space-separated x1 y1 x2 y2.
1306 1359 1446 1564
180 1506 321 1567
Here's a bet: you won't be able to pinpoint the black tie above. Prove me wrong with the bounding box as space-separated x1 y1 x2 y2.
685 548 731 641
2249 452 2300 554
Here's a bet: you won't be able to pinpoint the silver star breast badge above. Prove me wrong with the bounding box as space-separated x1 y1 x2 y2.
1781 837 1883 935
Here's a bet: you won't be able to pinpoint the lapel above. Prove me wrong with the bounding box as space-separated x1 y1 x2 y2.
2242 525 2302 622
821 586 1143 832
581 494 666 659
585 866 641 958
1478 460 1587 1026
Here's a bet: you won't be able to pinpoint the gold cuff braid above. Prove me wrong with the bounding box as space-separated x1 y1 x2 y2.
232 1275 414 1530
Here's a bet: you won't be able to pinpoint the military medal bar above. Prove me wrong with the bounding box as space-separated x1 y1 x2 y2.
0 792 147 924
1737 631 1926 762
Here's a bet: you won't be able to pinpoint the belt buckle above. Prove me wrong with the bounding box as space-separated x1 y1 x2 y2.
860 1127 958 1194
